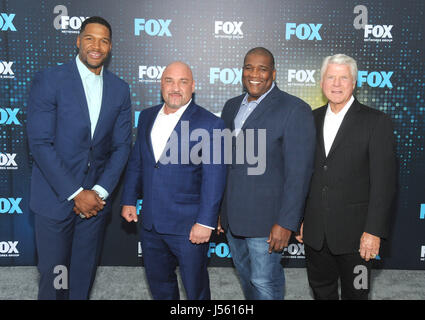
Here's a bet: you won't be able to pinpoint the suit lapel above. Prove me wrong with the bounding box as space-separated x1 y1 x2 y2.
327 100 361 159
228 96 244 131
145 105 162 162
92 69 110 141
315 106 327 159
240 85 278 131
157 101 197 163
172 101 197 136
69 60 92 135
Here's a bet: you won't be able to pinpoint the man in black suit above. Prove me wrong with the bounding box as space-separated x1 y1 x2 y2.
218 47 316 299
296 54 397 300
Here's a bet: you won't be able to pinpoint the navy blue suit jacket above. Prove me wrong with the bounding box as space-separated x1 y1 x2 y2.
27 59 132 219
121 101 227 236
219 85 316 237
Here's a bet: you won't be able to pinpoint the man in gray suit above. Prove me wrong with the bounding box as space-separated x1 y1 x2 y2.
218 47 316 300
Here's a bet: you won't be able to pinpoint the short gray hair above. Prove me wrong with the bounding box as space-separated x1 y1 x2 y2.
320 54 358 82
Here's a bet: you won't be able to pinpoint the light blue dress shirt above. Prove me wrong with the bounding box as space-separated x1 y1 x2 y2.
234 82 275 136
76 55 103 138
68 56 109 202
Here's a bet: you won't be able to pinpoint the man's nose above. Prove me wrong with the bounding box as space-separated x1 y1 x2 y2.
333 77 341 86
92 39 101 50
250 67 260 77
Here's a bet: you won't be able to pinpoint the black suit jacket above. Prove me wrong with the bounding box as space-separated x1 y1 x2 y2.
303 98 397 255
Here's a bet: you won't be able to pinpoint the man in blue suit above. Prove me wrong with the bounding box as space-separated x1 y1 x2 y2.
217 47 316 299
27 17 132 300
121 61 226 300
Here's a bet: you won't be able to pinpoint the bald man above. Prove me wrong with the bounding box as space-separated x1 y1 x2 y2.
121 61 227 300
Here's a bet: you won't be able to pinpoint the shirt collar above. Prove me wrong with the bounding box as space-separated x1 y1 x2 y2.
241 82 275 106
76 55 103 80
159 99 192 117
326 95 354 118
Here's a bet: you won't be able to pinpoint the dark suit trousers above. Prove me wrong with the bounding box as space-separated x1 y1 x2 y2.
34 211 107 300
305 238 372 300
141 226 210 300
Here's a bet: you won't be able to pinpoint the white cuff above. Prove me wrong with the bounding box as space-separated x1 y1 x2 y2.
68 187 83 201
92 184 109 200
196 223 214 230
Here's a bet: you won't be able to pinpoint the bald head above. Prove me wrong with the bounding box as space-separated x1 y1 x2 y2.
163 61 193 79
161 61 195 113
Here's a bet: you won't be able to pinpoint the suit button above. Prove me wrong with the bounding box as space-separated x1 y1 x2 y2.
323 165 328 171
154 164 159 169
322 186 328 192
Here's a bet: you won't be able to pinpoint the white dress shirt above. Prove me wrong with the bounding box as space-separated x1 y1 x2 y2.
323 96 354 157
150 100 213 230
151 100 191 162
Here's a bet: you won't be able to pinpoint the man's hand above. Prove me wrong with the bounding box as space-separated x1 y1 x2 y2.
295 222 304 243
267 224 292 253
189 224 212 244
359 232 380 261
74 190 105 218
121 205 138 222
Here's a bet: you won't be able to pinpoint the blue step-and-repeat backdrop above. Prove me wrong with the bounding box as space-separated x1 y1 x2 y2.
1 0 424 269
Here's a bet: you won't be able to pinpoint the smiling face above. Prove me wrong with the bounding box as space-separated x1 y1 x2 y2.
160 62 195 113
76 23 112 75
242 53 276 102
321 63 356 112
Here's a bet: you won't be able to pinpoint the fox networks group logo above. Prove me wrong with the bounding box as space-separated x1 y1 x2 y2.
285 23 322 40
282 243 305 259
0 241 19 257
214 21 243 39
53 5 88 34
136 199 143 215
0 61 14 79
209 68 242 85
138 241 142 257
135 19 172 37
357 71 393 88
0 13 16 31
420 204 425 220
134 111 141 128
208 242 232 258
139 65 165 83
0 153 18 170
0 108 21 125
287 69 316 87
353 5 393 43
0 198 22 214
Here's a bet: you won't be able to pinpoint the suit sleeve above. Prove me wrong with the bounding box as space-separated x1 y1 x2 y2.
277 102 316 232
364 114 397 239
95 85 132 195
121 112 144 206
27 71 81 201
196 118 227 228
